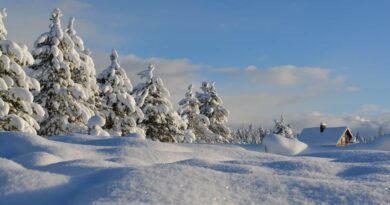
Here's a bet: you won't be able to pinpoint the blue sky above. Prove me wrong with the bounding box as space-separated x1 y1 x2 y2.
3 0 390 135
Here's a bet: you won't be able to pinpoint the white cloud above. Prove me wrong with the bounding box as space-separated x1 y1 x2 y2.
346 86 360 92
218 65 341 87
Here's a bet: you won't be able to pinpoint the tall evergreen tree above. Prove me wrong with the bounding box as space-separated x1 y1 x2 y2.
65 17 99 111
196 81 232 143
0 8 45 134
133 64 186 142
97 50 144 136
178 84 215 143
28 8 93 136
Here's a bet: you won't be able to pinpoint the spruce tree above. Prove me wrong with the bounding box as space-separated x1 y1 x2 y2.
65 17 99 111
97 50 144 136
196 81 232 143
178 84 215 143
133 64 186 142
0 8 45 134
28 8 93 136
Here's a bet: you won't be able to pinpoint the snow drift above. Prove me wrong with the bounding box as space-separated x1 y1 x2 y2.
0 132 389 205
263 134 308 155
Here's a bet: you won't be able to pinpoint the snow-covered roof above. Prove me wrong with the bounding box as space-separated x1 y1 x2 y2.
299 127 350 146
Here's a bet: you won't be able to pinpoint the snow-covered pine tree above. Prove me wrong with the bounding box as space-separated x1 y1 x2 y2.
178 84 216 143
272 115 294 138
0 8 45 134
196 81 232 143
133 64 186 142
231 124 266 144
65 17 99 111
97 50 144 136
28 8 94 136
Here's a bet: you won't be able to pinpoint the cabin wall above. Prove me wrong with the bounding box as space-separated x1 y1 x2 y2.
337 132 353 146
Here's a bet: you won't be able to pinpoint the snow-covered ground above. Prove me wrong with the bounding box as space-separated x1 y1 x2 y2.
0 132 389 205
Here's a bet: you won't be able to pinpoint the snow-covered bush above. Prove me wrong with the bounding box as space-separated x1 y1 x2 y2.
28 8 93 136
97 50 144 137
133 64 186 142
87 115 109 137
272 115 294 139
196 81 232 143
178 84 216 143
0 8 45 134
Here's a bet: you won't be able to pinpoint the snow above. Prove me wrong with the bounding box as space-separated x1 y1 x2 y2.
137 63 155 82
347 135 390 151
263 134 308 155
0 131 389 204
87 115 110 137
9 87 33 103
87 115 105 127
0 77 7 90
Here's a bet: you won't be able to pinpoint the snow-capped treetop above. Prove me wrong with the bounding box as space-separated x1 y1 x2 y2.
0 8 45 134
133 64 185 142
178 83 217 143
197 81 225 120
178 84 198 117
0 8 7 40
67 17 76 36
196 81 231 143
110 49 120 67
97 49 133 93
65 17 98 100
178 84 202 117
137 63 155 82
66 17 84 52
185 84 194 99
0 8 34 70
97 50 144 136
273 115 294 139
31 8 69 81
50 8 63 40
29 8 94 136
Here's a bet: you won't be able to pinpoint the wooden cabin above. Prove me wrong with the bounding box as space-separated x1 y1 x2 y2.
299 123 353 146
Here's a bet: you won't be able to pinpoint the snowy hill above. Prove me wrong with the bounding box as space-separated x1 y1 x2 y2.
0 132 389 205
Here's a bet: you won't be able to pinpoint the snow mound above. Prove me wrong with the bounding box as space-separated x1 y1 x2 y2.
0 158 69 197
123 132 146 140
12 152 63 167
263 134 308 155
0 132 55 158
87 115 105 127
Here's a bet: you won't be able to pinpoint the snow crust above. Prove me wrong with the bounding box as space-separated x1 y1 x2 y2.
0 132 389 204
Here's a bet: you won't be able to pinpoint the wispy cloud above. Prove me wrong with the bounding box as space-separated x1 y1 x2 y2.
217 65 344 87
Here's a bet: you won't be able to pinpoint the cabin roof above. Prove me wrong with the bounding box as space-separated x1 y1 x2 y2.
299 127 350 146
